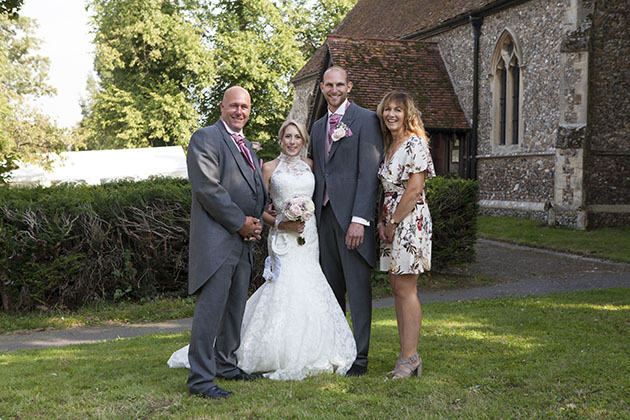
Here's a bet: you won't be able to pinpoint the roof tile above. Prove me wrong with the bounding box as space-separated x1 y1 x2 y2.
335 0 497 39
294 0 497 82
327 36 469 130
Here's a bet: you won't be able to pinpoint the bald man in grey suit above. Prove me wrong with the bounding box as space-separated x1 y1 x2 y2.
186 86 267 399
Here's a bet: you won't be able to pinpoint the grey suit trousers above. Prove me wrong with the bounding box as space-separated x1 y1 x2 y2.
187 240 251 394
319 204 372 367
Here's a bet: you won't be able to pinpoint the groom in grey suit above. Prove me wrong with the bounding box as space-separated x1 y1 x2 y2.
308 66 383 376
186 86 267 399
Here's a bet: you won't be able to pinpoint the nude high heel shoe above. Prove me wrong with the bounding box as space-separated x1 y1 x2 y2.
392 353 422 378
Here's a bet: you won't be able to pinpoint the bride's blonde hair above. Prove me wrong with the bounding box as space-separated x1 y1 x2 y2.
278 119 310 158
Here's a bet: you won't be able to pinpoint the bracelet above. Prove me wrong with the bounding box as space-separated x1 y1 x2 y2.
274 218 281 229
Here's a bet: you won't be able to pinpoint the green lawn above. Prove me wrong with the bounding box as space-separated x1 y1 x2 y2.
0 296 197 335
0 272 498 335
477 215 630 263
2 288 628 419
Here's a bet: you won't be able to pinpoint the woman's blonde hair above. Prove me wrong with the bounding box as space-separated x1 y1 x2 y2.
376 91 429 152
278 119 309 158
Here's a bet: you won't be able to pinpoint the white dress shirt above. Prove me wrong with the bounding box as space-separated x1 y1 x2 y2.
220 118 245 150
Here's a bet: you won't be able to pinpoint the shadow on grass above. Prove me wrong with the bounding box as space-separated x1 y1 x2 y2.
1 288 628 419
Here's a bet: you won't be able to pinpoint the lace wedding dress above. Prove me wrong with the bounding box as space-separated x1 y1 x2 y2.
168 153 356 380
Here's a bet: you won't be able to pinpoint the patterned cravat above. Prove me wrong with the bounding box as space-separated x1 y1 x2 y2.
232 133 255 170
323 113 342 206
326 113 342 156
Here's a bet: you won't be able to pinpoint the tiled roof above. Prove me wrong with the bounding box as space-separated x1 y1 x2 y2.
327 36 469 130
293 0 499 82
334 0 497 39
293 45 327 83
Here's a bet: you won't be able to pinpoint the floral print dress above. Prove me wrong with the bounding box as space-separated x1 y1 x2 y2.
378 134 435 274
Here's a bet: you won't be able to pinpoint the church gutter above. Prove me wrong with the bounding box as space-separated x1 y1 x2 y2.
401 0 531 41
469 15 483 179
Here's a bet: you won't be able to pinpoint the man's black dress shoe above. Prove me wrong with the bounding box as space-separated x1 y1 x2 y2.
224 370 263 381
345 364 367 377
195 384 233 399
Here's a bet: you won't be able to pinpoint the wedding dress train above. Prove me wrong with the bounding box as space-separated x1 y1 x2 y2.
168 153 356 380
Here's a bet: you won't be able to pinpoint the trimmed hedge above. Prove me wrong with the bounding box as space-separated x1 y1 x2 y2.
0 179 192 313
0 176 477 313
426 176 479 268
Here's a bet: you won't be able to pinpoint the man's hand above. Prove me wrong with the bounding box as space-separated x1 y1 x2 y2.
239 216 262 241
345 222 365 250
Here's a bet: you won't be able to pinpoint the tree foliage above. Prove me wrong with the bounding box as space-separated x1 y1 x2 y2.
199 0 303 160
82 0 357 157
201 0 356 160
0 0 23 18
292 0 357 57
0 14 71 183
82 0 215 149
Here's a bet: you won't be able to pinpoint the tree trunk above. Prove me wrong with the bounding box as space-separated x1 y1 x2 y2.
1 271 9 313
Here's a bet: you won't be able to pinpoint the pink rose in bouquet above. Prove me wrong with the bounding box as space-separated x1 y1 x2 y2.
282 196 314 245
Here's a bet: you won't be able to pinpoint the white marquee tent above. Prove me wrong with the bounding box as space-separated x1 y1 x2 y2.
8 146 188 186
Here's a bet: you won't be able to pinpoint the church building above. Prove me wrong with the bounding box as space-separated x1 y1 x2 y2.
289 0 629 229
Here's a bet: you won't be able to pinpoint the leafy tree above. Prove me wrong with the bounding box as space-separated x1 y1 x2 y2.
292 0 357 57
202 0 308 160
82 0 215 149
0 14 71 183
82 0 356 158
0 0 23 18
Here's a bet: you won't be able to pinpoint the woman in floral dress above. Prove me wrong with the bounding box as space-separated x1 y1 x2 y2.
376 91 435 378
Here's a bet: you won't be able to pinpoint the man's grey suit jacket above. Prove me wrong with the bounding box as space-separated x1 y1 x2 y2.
186 120 267 294
309 102 383 267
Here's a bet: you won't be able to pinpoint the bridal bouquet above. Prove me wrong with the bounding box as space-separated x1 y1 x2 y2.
282 196 314 245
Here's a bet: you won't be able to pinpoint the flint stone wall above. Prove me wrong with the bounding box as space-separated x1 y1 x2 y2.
289 0 629 228
428 0 568 223
584 0 630 218
288 76 317 127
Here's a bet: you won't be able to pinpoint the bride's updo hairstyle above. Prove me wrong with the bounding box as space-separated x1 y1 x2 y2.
376 91 429 153
278 119 310 158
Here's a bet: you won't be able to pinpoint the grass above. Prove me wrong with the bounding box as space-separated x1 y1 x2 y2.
1 273 498 335
1 288 628 419
0 297 196 335
477 215 630 263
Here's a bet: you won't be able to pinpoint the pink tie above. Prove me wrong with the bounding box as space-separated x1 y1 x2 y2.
326 113 342 157
323 113 342 206
232 133 255 170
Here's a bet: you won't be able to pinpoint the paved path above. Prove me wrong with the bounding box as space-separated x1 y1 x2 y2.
2 239 628 352
376 239 630 307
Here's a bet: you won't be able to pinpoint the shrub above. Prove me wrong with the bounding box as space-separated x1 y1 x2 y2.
0 176 477 313
426 176 479 268
0 178 192 312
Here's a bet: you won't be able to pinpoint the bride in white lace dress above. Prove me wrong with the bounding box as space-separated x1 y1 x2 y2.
168 120 356 380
